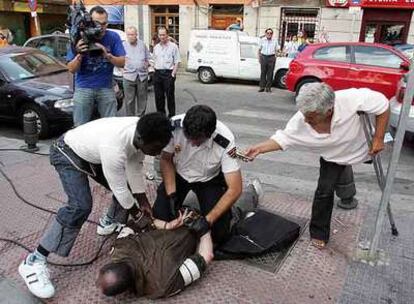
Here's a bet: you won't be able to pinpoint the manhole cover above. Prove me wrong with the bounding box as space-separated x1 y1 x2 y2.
243 215 308 273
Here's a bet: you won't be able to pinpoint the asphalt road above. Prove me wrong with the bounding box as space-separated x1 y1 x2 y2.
1 73 413 212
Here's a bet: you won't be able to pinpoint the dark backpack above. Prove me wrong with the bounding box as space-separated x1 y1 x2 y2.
217 209 301 258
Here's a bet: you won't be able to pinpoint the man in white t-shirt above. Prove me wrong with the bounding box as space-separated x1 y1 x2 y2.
18 113 173 299
245 83 389 249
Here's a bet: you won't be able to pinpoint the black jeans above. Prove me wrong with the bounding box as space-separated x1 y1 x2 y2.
154 70 175 117
310 158 356 242
259 55 276 89
152 173 231 245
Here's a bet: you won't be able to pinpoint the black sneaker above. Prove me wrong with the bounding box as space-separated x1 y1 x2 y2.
258 88 265 92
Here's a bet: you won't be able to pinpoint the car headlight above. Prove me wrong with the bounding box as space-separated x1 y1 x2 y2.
54 98 74 109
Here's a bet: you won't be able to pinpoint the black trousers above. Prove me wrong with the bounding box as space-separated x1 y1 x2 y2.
259 55 276 89
154 70 175 117
152 173 231 245
310 158 356 242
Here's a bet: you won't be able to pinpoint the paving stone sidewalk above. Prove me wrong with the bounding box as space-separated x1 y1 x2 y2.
0 137 412 304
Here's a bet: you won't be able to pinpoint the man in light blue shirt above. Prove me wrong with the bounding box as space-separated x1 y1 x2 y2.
258 28 279 93
123 26 150 117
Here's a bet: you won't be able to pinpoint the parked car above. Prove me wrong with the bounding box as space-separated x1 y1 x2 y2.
187 30 292 89
0 47 74 138
390 74 414 139
285 42 410 99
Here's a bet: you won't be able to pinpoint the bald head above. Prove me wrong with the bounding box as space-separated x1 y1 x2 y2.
126 26 138 44
97 262 135 296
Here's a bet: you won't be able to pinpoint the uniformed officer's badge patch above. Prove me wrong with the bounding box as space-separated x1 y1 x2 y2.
227 147 237 158
175 144 182 153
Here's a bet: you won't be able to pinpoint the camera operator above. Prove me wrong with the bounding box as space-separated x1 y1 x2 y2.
67 5 126 126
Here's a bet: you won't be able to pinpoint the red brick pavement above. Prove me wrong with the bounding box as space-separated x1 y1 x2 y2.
0 151 364 303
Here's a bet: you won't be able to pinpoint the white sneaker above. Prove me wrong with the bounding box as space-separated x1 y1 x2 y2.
18 259 55 299
96 217 120 236
251 178 264 205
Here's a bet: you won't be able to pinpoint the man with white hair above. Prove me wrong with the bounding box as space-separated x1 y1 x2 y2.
245 83 390 249
123 26 150 116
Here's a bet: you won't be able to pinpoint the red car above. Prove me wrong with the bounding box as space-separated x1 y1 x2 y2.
286 42 410 99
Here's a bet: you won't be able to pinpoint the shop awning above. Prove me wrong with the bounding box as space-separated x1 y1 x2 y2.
101 5 124 25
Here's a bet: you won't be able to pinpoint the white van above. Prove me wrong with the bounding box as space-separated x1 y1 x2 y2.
186 30 292 89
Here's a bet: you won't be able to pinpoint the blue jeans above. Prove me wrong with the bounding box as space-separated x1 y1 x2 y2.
73 87 117 126
40 139 127 257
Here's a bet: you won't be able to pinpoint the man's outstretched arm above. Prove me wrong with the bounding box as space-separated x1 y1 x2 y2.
179 232 213 288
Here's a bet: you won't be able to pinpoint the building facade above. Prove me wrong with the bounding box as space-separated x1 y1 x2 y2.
83 0 414 65
0 0 70 45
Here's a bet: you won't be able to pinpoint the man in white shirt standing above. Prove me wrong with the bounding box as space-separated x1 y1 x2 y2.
153 27 181 117
122 26 150 117
245 83 389 249
18 113 173 299
258 28 279 93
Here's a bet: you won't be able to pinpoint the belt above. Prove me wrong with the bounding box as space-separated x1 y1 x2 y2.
261 54 275 57
155 69 172 73
53 136 97 177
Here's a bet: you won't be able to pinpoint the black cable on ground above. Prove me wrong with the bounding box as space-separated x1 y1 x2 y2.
0 150 112 267
0 165 98 226
0 148 49 156
0 236 111 267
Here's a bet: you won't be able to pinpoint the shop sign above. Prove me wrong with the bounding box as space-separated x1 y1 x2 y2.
14 2 43 13
326 0 350 7
361 0 414 9
27 0 37 11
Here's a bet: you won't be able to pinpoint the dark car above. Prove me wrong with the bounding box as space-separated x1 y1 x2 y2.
0 47 74 138
23 31 69 63
24 31 125 103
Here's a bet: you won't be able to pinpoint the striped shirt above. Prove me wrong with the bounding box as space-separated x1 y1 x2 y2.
259 37 279 56
153 41 181 70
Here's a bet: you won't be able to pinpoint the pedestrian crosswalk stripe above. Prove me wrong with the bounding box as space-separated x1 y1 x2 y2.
223 109 290 122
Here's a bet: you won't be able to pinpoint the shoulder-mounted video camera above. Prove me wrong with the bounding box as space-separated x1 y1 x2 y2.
66 0 103 55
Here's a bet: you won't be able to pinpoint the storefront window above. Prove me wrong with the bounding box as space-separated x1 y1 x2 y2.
360 9 411 45
210 5 243 30
280 8 319 49
364 24 376 43
381 24 405 45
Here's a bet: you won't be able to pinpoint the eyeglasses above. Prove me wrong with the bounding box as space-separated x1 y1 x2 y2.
95 21 108 26
266 32 273 35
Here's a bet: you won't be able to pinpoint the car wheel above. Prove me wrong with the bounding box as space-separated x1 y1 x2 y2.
198 67 216 84
20 104 49 139
275 69 288 89
295 78 321 96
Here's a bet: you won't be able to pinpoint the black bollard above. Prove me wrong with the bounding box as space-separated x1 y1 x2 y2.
23 112 39 152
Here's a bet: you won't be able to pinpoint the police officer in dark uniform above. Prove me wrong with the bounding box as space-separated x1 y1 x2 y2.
152 105 243 245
